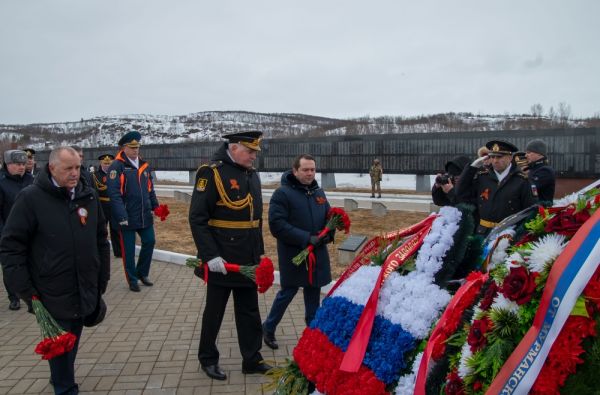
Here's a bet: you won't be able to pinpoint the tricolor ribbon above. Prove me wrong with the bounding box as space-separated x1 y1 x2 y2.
327 214 438 297
339 222 433 372
486 207 600 395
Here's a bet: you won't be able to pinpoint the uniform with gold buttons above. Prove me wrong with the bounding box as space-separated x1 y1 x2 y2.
189 131 270 378
457 140 538 236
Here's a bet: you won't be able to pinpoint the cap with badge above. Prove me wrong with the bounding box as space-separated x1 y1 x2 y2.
222 131 263 151
98 154 115 166
23 148 36 158
3 150 28 165
485 140 519 157
118 131 142 148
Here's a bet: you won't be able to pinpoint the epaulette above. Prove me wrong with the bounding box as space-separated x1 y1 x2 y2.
210 160 223 168
517 172 528 179
477 167 490 176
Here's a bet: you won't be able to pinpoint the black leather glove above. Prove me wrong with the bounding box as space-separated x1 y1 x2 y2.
194 266 203 278
309 235 325 248
321 229 336 244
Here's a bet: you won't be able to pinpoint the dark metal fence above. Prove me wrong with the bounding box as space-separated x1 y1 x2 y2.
33 128 599 177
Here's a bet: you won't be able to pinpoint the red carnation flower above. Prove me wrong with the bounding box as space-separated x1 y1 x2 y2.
445 369 466 395
479 282 498 311
467 316 491 352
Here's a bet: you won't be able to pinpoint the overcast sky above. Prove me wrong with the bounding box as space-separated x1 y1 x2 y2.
1 1 598 124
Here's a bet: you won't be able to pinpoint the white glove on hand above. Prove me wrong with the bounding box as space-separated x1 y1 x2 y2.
471 156 487 168
207 256 227 275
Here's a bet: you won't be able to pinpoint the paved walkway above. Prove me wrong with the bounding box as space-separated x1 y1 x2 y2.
0 258 306 394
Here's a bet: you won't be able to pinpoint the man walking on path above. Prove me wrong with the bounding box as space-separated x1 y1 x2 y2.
92 154 122 258
107 131 160 292
369 159 383 198
189 131 272 381
0 149 33 310
262 154 333 350
0 146 110 395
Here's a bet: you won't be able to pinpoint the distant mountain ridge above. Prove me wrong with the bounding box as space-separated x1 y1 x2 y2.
0 110 597 150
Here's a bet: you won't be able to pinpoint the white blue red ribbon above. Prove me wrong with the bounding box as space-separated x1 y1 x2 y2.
487 208 600 395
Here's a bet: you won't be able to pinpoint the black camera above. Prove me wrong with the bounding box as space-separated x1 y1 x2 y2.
435 174 452 185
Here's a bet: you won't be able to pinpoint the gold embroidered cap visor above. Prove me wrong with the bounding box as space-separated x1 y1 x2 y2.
485 139 519 157
98 154 115 165
222 131 263 151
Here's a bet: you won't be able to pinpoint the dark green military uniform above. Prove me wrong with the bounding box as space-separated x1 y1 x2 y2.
458 163 538 235
189 138 265 371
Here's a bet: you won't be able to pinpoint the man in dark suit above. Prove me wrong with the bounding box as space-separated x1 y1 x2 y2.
0 146 110 394
525 139 555 204
0 150 33 310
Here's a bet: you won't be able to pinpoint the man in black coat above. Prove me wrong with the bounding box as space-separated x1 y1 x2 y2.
0 146 110 395
457 140 538 236
92 154 122 258
262 154 333 350
0 149 33 310
525 139 555 204
431 155 470 207
188 131 271 381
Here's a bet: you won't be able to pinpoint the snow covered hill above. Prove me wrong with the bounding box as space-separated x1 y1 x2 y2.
0 110 596 150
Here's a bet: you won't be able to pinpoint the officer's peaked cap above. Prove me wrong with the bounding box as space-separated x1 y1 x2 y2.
118 131 142 148
223 131 263 151
485 140 519 157
98 154 115 164
23 148 36 157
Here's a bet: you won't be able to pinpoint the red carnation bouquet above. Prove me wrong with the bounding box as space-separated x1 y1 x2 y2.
186 256 275 293
153 204 170 221
31 296 77 360
292 207 351 267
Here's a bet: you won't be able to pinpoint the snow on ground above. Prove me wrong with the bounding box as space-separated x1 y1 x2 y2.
155 171 435 190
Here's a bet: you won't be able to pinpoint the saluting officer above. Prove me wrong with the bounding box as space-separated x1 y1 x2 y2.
92 154 122 258
457 140 538 236
189 131 272 381
525 139 555 204
107 131 160 292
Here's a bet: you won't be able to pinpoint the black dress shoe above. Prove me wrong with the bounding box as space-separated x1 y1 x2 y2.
263 331 278 350
242 362 273 375
9 300 20 311
140 277 153 286
201 364 227 380
129 283 141 292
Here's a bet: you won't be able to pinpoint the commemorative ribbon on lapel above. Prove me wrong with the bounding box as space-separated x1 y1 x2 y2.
486 207 600 395
414 271 489 395
339 220 434 372
327 214 438 297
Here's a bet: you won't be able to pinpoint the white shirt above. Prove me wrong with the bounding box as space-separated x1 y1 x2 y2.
494 164 512 184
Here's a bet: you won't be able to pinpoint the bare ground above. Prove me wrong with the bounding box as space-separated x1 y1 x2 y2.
154 197 428 278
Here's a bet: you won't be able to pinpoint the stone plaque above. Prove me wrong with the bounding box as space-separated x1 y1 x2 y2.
338 235 367 252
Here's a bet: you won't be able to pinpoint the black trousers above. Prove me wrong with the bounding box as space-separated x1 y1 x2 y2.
50 318 83 395
2 266 18 302
198 283 263 368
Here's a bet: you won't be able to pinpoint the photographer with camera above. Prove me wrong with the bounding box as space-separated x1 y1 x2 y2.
431 156 470 207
